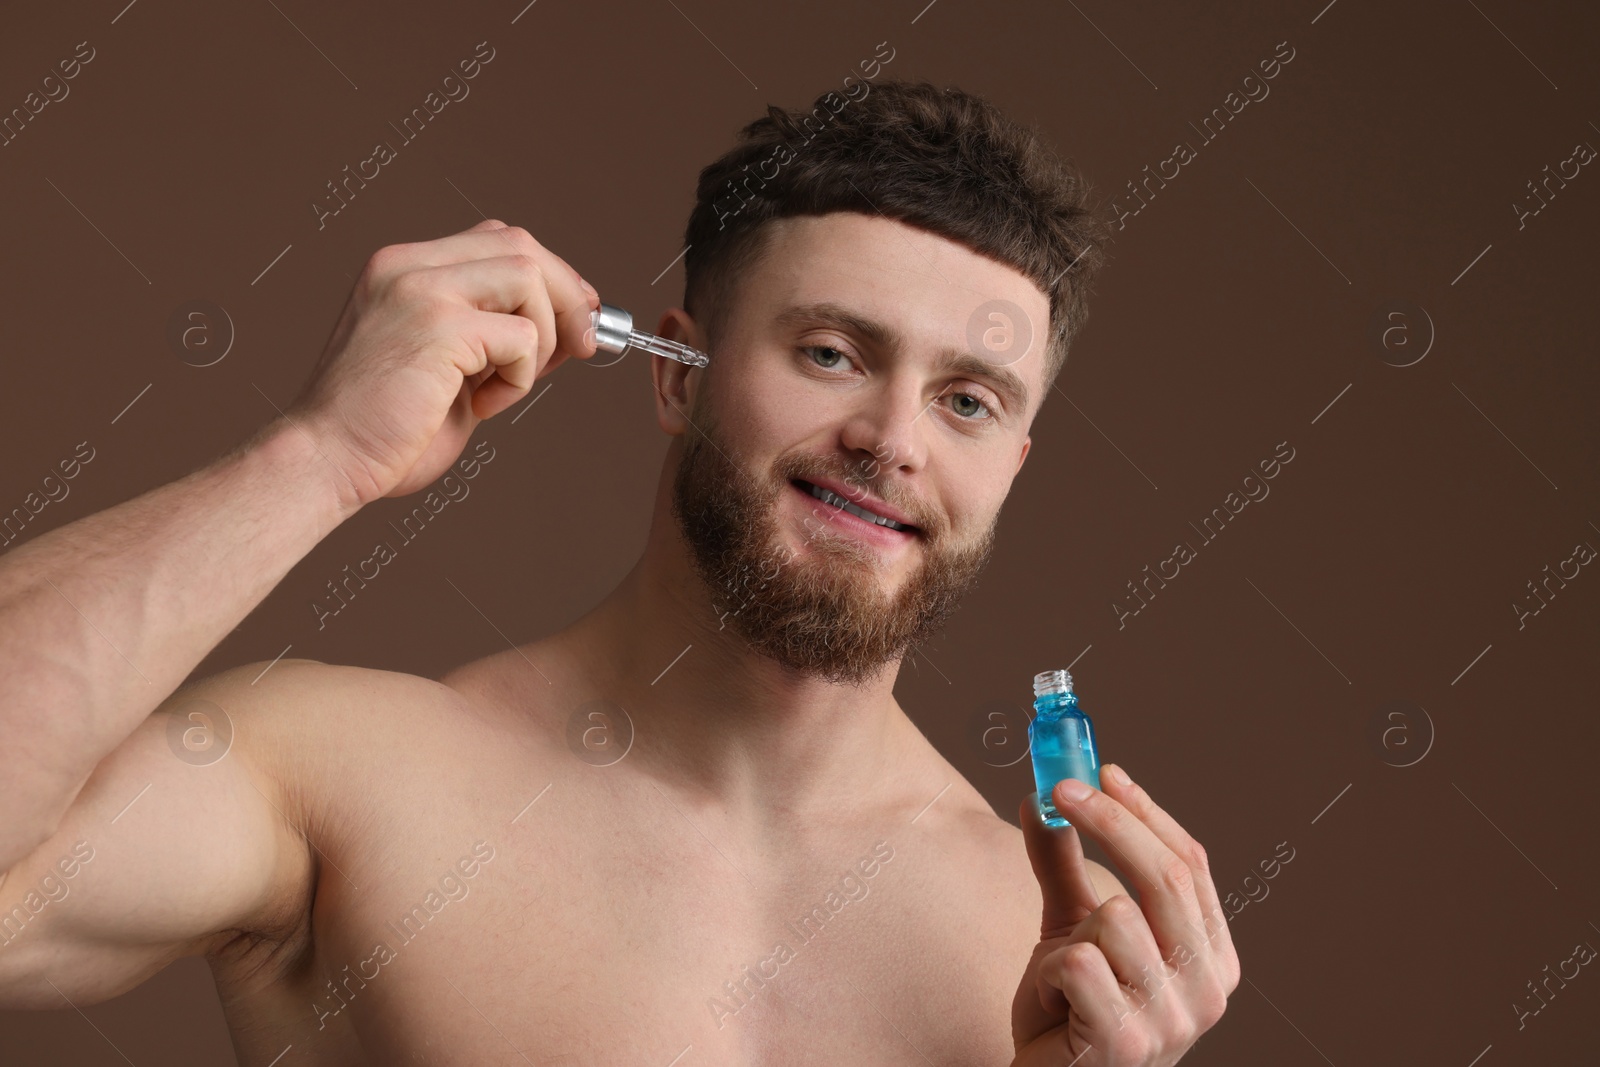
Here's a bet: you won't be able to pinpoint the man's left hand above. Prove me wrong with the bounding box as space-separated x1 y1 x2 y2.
1011 764 1240 1066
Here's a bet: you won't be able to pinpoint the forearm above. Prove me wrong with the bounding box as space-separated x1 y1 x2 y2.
0 417 358 867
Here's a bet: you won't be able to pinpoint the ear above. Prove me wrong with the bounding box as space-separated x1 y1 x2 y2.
650 307 705 437
1015 434 1032 476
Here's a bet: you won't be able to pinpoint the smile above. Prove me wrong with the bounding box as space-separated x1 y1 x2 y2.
791 480 917 534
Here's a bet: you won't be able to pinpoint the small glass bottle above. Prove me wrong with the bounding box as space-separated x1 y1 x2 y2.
1029 668 1100 828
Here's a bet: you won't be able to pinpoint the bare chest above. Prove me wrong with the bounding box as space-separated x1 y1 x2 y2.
231 759 1035 1065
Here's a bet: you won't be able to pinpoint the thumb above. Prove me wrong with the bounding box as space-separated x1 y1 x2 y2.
1018 791 1102 939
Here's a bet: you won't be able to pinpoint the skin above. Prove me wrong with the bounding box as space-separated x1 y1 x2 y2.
0 214 1236 1065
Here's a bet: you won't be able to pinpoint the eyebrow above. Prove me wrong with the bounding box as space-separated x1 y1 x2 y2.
773 300 1033 416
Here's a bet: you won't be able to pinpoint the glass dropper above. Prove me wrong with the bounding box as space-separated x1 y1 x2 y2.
590 303 710 367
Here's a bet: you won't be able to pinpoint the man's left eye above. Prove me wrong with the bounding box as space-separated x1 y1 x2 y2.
950 392 993 420
802 345 849 369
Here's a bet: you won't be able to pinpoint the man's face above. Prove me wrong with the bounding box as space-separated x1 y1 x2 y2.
659 212 1048 685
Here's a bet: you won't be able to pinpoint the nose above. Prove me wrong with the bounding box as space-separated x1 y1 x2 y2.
836 375 928 482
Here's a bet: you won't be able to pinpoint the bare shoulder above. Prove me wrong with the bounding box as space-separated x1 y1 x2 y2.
187 655 471 740
184 654 453 708
179 656 487 814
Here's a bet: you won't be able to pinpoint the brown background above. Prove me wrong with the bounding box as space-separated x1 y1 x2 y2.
2 0 1597 1063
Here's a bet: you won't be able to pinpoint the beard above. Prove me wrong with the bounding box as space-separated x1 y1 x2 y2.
670 396 998 686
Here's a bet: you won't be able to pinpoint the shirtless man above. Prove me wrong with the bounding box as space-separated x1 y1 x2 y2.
0 82 1237 1064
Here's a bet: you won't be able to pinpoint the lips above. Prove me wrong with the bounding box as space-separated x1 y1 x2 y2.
791 479 920 535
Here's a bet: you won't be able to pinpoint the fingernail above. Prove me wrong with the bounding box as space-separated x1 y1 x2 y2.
1057 778 1093 803
1104 764 1130 787
583 325 596 351
580 278 599 300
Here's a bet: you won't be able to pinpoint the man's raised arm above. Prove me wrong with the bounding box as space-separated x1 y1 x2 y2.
0 416 352 869
0 219 600 1005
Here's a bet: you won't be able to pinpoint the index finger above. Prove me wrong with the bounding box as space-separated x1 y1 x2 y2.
1049 776 1208 959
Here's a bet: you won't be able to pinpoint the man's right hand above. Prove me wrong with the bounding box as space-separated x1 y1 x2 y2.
288 219 600 509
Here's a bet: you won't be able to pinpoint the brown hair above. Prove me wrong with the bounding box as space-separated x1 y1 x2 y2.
681 78 1110 402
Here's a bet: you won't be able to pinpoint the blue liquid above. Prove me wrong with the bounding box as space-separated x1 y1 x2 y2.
1030 690 1100 828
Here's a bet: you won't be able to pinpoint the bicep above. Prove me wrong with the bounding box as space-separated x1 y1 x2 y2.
0 662 313 1008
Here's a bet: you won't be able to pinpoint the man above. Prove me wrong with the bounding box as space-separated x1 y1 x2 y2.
0 80 1237 1064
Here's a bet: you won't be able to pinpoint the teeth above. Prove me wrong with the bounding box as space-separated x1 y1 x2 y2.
803 482 909 531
